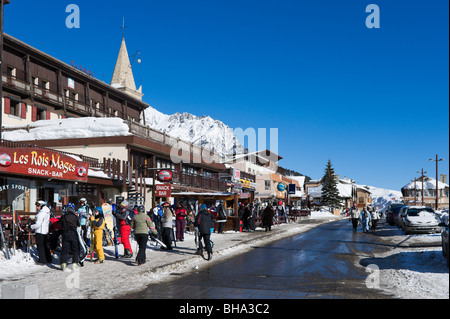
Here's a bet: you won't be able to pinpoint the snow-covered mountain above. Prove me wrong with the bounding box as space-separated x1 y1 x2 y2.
364 185 403 212
144 106 243 157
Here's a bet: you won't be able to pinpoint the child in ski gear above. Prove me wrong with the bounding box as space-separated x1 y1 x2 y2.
90 207 106 264
360 207 371 233
194 204 215 261
131 205 157 265
57 205 80 270
175 204 187 241
31 201 52 264
161 202 174 250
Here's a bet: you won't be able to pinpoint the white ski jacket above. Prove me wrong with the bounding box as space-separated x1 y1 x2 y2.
31 206 51 234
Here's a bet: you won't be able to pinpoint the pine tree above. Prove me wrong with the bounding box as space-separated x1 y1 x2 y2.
321 160 341 209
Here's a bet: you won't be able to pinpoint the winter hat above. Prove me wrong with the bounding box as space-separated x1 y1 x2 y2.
95 207 103 214
200 204 207 210
66 206 75 214
137 205 146 213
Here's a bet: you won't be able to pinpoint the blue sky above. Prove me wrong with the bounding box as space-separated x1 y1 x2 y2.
4 0 448 190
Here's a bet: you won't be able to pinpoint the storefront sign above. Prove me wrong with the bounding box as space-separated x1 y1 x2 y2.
157 169 173 182
0 146 89 182
277 183 286 192
155 184 171 197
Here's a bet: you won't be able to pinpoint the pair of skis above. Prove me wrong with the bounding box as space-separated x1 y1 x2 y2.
0 219 11 260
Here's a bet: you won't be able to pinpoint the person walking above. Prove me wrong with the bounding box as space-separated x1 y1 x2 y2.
90 207 106 264
174 204 187 241
161 202 174 250
370 207 380 231
261 204 274 232
57 205 80 271
360 207 372 233
31 201 52 265
216 200 227 234
194 204 215 261
131 205 158 265
349 203 360 232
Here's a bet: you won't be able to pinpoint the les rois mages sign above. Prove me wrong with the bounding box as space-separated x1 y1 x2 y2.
0 146 89 182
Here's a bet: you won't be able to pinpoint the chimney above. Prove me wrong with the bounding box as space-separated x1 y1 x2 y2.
440 174 447 184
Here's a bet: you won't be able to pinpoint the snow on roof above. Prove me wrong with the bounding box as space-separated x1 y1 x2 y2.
3 117 131 142
402 176 449 190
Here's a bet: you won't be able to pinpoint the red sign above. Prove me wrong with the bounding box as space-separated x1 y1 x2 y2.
0 146 89 182
157 169 173 182
155 184 171 198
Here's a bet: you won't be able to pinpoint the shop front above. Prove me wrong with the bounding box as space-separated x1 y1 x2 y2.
0 144 89 214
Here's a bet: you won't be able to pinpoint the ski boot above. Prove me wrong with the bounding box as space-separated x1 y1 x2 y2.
122 249 132 258
94 259 104 264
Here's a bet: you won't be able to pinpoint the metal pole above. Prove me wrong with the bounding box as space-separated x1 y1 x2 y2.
0 0 5 140
421 168 424 206
435 154 439 210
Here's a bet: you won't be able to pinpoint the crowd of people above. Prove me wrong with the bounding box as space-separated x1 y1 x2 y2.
28 198 288 270
25 198 383 271
347 203 381 233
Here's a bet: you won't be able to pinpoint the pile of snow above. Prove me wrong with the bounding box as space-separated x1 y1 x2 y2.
144 106 243 157
3 117 131 141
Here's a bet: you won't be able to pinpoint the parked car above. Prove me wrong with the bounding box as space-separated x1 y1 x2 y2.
386 204 404 225
401 206 442 235
396 205 410 228
439 218 449 267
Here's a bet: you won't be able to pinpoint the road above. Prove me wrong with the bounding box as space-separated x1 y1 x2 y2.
122 219 394 299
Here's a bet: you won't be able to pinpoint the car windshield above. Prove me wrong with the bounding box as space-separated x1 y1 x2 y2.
392 206 403 213
407 208 434 216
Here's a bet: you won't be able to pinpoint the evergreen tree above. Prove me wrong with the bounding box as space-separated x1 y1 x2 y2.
321 160 341 209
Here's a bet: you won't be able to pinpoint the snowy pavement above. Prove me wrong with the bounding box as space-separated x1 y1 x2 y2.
0 212 448 299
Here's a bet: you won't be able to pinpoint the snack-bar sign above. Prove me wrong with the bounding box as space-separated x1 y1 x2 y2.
0 146 89 182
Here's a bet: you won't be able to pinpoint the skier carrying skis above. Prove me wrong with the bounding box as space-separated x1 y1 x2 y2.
58 205 80 271
90 207 106 264
31 201 52 265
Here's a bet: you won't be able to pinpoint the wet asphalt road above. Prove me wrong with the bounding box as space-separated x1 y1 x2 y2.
123 219 394 299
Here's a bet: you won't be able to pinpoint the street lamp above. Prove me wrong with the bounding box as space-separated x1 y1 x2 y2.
0 0 11 141
429 155 445 210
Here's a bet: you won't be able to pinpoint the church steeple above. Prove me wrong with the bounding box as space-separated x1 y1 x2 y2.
110 30 143 101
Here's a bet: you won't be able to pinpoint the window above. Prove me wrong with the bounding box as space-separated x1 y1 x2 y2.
6 66 16 78
265 180 271 190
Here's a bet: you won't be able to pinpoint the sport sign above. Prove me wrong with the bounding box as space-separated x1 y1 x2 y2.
0 146 89 182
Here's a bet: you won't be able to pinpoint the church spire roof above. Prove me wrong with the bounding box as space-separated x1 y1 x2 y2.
110 36 143 101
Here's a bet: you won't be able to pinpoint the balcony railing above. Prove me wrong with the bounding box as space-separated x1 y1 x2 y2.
2 74 109 118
